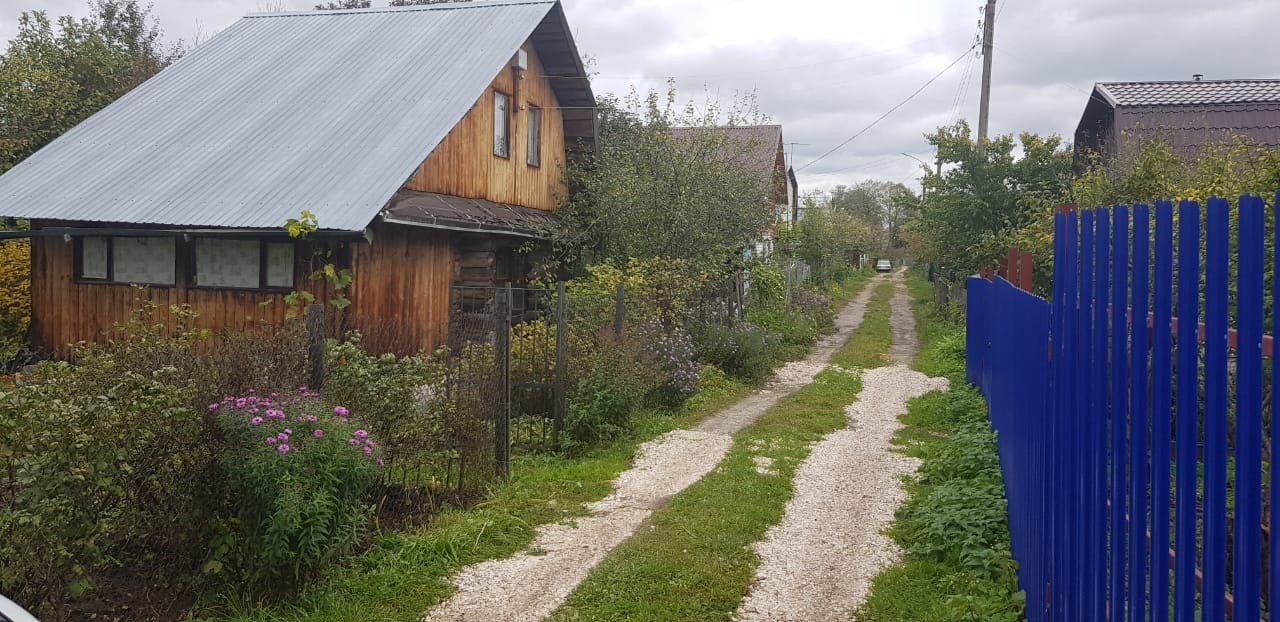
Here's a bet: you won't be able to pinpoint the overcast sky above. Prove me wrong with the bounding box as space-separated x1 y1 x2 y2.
1 0 1277 196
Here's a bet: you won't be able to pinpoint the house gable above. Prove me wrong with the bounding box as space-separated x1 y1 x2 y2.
404 40 567 211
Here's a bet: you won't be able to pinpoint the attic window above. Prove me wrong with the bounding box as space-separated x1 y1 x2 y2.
493 90 510 158
527 104 541 167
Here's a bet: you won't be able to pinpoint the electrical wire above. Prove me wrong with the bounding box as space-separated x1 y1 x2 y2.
796 44 977 172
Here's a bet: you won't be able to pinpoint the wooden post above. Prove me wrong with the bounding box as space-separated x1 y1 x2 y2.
553 281 568 448
494 284 511 479
306 303 325 390
1020 250 1034 291
613 282 625 335
1007 248 1019 285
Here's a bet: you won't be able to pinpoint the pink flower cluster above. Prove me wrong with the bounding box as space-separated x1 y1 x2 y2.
216 387 382 467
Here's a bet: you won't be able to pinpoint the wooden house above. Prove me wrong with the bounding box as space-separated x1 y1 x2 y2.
0 0 595 355
1073 79 1280 172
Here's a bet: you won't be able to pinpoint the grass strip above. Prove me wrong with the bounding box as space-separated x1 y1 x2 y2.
546 276 897 622
855 272 1025 622
829 276 895 369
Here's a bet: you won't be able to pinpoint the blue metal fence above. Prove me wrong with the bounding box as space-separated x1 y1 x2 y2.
967 194 1278 621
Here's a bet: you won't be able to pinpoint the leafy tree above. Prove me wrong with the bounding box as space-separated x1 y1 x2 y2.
558 85 776 277
389 0 471 5
0 0 179 171
314 0 370 8
777 197 879 283
905 120 1072 281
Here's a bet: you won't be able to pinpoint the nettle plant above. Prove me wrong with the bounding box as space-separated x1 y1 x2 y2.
212 389 382 586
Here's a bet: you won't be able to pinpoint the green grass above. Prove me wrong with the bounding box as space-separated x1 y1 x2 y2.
198 369 752 622
830 277 895 369
545 276 894 622
855 273 1025 622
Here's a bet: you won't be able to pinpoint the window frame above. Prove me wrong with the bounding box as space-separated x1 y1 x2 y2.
493 89 511 158
526 103 541 167
190 238 296 292
75 235 178 287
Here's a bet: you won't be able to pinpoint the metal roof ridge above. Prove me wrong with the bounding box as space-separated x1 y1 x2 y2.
247 0 554 19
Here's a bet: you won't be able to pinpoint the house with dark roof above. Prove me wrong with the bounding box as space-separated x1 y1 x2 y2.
1073 79 1280 171
0 0 594 356
668 124 799 256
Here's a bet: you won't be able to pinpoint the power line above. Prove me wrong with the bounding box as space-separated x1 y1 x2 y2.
796 45 977 173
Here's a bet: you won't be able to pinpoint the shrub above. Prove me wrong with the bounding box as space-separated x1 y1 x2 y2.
0 360 214 614
917 421 1002 485
324 334 453 469
747 262 785 305
633 318 699 405
0 239 28 362
894 478 1013 574
215 392 382 587
746 307 819 347
694 322 779 383
567 257 709 330
562 331 659 454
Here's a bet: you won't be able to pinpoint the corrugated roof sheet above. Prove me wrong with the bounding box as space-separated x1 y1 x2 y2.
0 0 573 231
1097 80 1280 107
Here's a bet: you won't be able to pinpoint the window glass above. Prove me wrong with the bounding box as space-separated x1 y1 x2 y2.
527 105 541 166
80 236 109 279
195 238 260 288
113 237 175 285
493 91 510 157
265 242 295 288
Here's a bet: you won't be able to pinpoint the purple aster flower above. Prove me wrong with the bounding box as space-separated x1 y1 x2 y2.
251 416 263 425
208 403 219 412
354 429 368 439
348 438 359 446
235 398 247 408
363 446 372 455
284 428 292 435
307 415 318 423
314 429 324 438
278 444 290 453
376 458 384 466
334 406 349 417
266 436 278 444
297 416 305 422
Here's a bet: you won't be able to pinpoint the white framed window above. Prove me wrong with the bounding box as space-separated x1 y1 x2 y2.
527 104 541 167
493 90 510 158
194 238 295 290
111 237 176 285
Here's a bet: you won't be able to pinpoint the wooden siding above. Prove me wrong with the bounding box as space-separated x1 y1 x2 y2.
346 224 455 355
405 40 567 210
28 234 340 356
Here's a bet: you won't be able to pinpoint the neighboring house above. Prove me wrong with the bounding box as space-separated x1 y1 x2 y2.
668 124 798 257
0 0 594 356
1073 79 1280 171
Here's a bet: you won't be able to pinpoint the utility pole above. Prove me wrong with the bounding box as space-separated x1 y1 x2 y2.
976 0 997 149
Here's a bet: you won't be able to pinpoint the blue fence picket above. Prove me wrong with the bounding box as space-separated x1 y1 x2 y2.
1173 198 1200 622
1128 203 1150 622
968 194 1276 621
1111 204 1129 621
1150 199 1173 622
1234 194 1264 621
1203 196 1229 622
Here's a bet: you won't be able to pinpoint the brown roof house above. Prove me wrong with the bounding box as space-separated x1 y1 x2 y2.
1073 79 1280 171
668 124 798 257
0 0 594 356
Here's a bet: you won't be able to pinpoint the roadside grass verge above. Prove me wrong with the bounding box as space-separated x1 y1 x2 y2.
203 276 879 622
545 275 897 622
855 274 1025 622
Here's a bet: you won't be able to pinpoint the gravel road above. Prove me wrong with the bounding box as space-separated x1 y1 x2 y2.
420 274 890 622
735 271 949 622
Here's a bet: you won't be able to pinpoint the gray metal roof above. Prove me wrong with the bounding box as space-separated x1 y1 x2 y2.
0 0 583 231
1097 80 1280 107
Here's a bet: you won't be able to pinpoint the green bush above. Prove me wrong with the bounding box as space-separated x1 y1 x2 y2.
324 334 454 468
893 477 1012 573
0 361 215 614
567 258 709 330
746 307 819 347
694 322 779 383
215 393 381 587
747 262 785 305
562 332 659 454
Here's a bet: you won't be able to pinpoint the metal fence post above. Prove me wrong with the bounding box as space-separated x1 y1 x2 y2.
613 282 625 335
306 303 325 390
553 281 568 449
494 284 511 479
